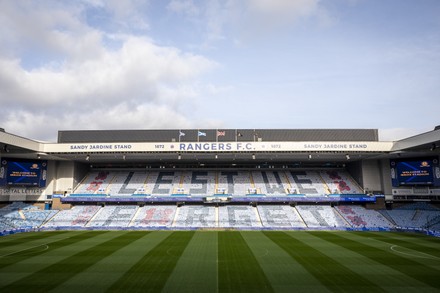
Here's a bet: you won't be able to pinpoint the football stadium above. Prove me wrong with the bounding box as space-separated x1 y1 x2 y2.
1 127 440 292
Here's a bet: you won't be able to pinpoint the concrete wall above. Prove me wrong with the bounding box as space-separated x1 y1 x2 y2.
73 162 90 192
361 159 383 193
380 159 393 195
53 161 75 194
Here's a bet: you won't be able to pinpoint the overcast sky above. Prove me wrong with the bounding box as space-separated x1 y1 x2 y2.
0 0 439 142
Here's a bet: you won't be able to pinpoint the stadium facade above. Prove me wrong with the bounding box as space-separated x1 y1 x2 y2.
0 127 440 233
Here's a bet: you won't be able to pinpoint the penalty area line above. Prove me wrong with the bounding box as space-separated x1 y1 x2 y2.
390 245 440 260
0 243 49 258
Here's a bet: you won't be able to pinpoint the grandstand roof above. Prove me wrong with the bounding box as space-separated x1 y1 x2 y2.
0 128 438 165
57 129 379 143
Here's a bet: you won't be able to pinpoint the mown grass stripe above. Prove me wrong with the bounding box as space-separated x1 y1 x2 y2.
50 231 172 293
264 231 385 293
312 231 440 289
0 232 72 256
241 231 330 293
218 231 274 293
162 231 218 293
299 231 432 291
356 232 440 258
0 231 107 270
385 231 440 245
0 231 143 293
0 231 69 248
107 231 195 293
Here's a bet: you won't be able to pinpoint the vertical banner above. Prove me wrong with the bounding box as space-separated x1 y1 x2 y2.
39 161 48 187
433 158 440 187
390 160 399 187
0 160 7 186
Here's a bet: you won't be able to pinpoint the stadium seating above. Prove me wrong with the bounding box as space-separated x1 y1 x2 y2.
72 169 365 197
218 206 262 228
295 205 349 228
87 206 138 227
74 171 113 194
257 205 306 228
6 201 440 232
173 205 216 228
380 203 440 230
0 203 58 230
336 206 394 228
43 206 100 227
131 206 177 227
285 171 329 195
320 170 364 194
252 171 290 195
180 171 217 196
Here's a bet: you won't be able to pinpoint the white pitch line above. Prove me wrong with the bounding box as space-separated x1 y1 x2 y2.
390 245 440 260
0 244 49 258
0 236 71 258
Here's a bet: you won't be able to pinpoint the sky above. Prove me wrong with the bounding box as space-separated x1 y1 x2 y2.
0 0 439 142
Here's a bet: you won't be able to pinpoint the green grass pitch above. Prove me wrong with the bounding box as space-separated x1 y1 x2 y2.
0 230 439 292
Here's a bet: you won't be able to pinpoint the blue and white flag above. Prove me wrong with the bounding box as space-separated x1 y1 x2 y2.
179 131 185 137
198 131 206 137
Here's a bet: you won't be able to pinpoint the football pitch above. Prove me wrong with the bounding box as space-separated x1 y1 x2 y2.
0 231 439 292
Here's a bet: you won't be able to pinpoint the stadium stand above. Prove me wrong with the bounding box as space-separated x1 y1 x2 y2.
320 170 364 194
335 206 394 228
130 206 177 227
71 170 366 197
2 127 440 237
74 171 113 195
43 206 100 227
87 206 138 227
257 205 306 228
173 205 216 228
4 201 440 231
218 206 262 228
0 203 57 231
380 203 440 230
285 171 329 195
295 205 349 228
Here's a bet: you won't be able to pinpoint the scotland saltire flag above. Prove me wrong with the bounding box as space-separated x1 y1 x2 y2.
198 131 206 137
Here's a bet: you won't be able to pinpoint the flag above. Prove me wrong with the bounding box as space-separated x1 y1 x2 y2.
179 131 185 137
217 130 225 137
198 131 206 137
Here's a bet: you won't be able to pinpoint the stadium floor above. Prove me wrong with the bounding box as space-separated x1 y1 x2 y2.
0 231 439 293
